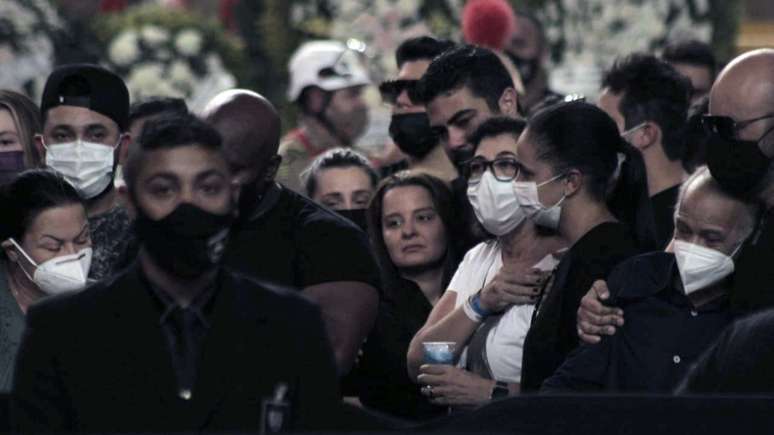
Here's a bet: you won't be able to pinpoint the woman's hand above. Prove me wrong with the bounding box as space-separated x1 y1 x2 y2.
417 365 495 406
478 264 549 313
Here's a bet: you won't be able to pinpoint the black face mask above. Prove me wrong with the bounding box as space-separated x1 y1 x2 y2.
706 132 772 196
506 52 540 85
389 112 439 160
135 203 234 279
336 208 369 232
450 145 475 174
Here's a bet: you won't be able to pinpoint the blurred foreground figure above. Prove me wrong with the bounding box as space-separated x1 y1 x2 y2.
12 114 339 433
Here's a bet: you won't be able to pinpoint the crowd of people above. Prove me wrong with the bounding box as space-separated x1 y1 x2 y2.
1 1 774 433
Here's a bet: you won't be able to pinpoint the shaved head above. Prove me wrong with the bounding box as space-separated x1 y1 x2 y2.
710 49 774 123
202 89 281 179
202 89 283 215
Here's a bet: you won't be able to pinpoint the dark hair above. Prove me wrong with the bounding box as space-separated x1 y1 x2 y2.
124 114 223 192
602 53 691 161
662 39 717 78
366 172 458 293
0 90 42 168
395 36 456 68
468 116 527 152
0 169 83 258
128 97 188 127
301 147 378 197
417 45 514 111
528 101 657 249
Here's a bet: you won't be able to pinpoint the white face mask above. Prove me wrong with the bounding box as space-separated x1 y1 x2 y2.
513 173 566 230
673 239 740 295
467 171 527 236
45 139 118 199
9 238 92 295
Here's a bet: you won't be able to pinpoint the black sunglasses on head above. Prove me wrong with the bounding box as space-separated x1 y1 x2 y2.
702 113 774 140
379 79 423 105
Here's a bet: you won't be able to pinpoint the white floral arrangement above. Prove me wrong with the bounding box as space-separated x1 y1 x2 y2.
538 0 713 97
0 0 63 99
96 5 246 112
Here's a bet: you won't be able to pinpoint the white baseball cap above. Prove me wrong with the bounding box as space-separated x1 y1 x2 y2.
287 39 371 101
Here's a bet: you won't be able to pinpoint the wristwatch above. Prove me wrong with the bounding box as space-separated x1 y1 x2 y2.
490 381 509 400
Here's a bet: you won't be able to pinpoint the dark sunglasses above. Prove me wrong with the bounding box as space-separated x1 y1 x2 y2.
379 79 422 105
702 113 774 140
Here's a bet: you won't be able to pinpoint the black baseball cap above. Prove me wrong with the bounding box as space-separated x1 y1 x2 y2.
41 64 130 131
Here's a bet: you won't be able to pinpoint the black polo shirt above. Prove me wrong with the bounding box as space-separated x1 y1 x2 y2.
224 183 380 292
541 252 733 393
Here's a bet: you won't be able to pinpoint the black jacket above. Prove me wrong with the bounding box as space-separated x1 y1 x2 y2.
542 252 733 393
11 265 340 433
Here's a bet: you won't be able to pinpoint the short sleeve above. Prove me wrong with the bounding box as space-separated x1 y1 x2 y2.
296 209 381 291
448 242 498 308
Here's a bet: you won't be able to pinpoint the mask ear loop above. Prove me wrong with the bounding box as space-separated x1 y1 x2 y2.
7 238 39 284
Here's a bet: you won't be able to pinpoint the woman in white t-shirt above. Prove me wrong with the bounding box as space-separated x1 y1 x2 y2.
407 117 566 407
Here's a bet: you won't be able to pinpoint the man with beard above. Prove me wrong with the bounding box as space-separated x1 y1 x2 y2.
278 40 371 193
379 36 457 184
416 44 522 249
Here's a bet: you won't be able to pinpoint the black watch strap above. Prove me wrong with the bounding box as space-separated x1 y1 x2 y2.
490 381 509 400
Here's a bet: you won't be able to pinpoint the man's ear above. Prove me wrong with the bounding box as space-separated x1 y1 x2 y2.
34 134 46 163
117 133 132 164
263 155 282 182
628 122 659 152
1 239 19 263
498 87 520 119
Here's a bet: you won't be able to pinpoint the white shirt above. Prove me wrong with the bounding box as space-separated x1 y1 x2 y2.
448 240 560 383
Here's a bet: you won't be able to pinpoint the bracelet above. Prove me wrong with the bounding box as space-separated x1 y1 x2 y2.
462 296 483 322
470 292 493 318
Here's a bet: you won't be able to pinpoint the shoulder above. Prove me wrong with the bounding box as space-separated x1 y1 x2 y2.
574 222 638 261
278 132 309 160
460 240 500 265
607 252 675 300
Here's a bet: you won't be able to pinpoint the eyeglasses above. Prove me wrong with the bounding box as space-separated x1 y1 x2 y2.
379 79 422 105
466 157 520 182
702 113 774 140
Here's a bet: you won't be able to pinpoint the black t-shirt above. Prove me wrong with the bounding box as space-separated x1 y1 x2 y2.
730 213 774 316
521 221 639 392
650 184 681 249
357 277 444 421
224 184 381 291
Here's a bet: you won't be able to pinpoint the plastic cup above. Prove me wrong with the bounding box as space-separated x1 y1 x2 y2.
422 341 456 364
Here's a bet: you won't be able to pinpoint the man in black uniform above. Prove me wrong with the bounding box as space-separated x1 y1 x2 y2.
202 89 380 375
12 114 339 433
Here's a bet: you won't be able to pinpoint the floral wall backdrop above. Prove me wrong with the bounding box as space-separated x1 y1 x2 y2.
93 4 248 112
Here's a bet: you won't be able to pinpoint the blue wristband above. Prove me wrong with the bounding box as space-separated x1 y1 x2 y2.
470 292 492 318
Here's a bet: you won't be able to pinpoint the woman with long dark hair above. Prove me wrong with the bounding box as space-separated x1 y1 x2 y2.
358 171 459 420
517 101 642 391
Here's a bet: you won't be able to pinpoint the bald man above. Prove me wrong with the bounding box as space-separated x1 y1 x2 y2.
576 48 774 342
202 90 380 375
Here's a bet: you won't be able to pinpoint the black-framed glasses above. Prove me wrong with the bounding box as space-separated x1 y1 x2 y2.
379 79 422 105
466 157 520 182
702 113 774 140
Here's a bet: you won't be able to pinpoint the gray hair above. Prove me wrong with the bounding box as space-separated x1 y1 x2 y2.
674 166 761 241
